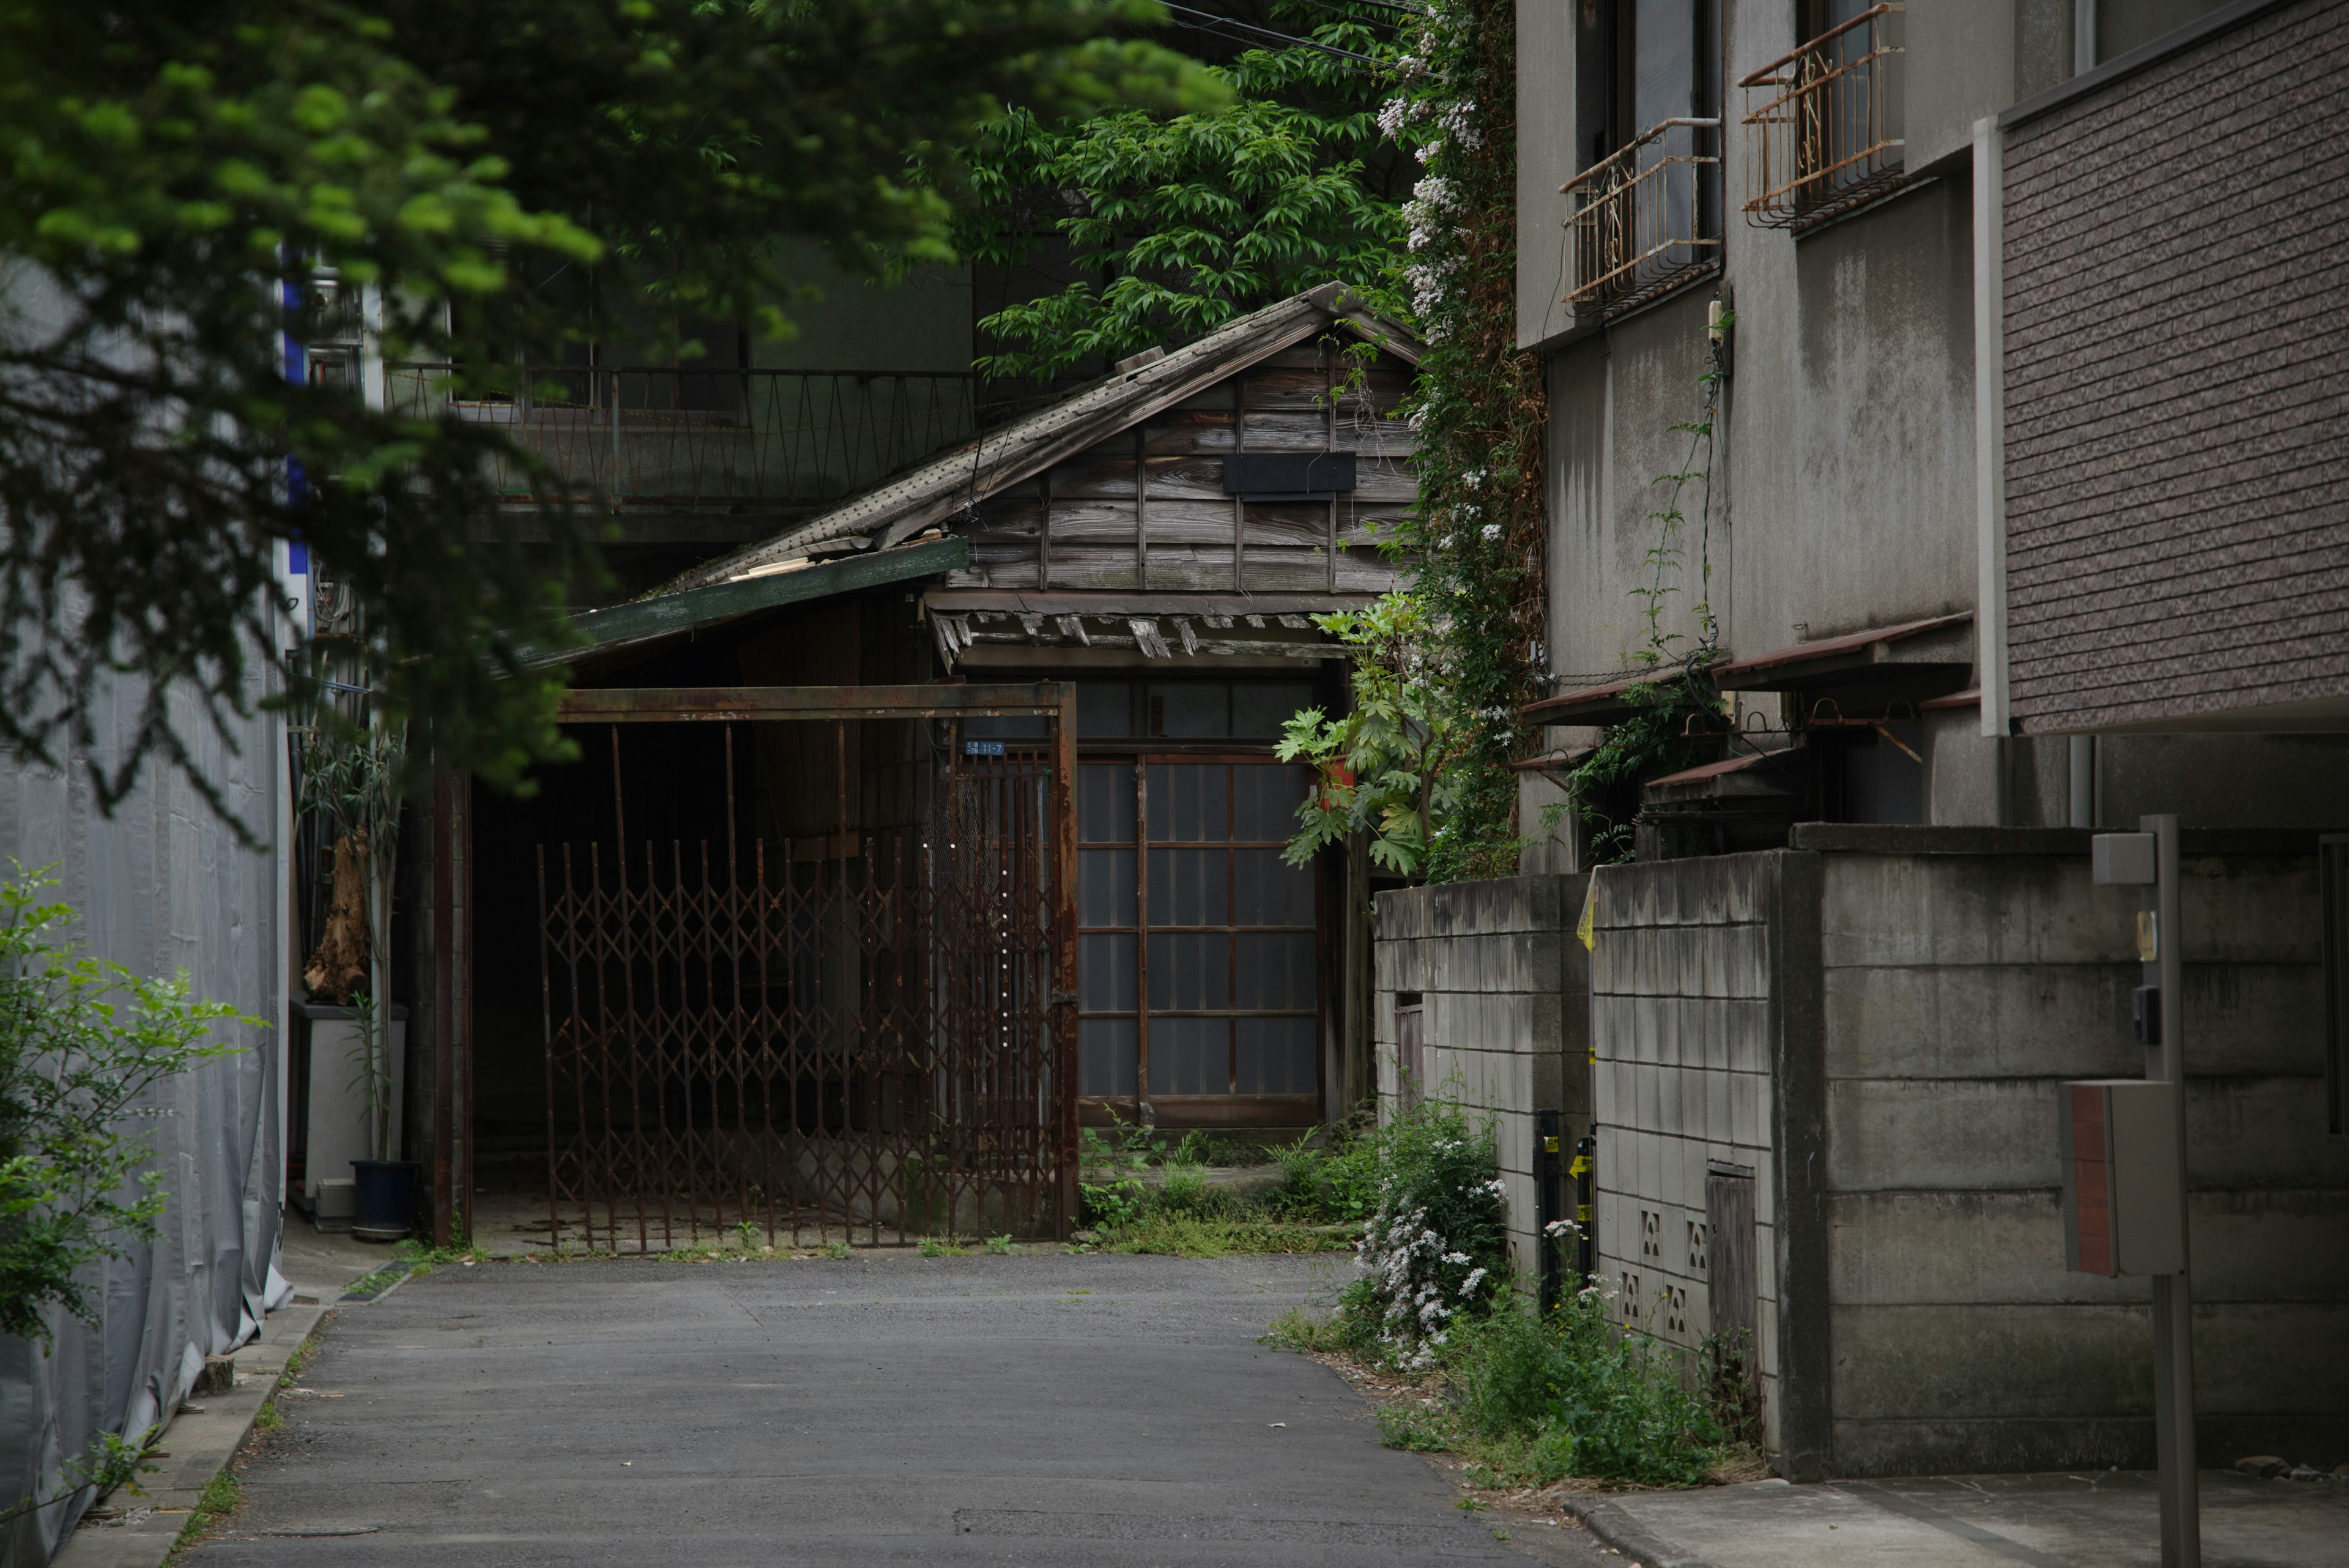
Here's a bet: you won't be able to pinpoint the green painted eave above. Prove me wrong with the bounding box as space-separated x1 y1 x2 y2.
522 535 967 667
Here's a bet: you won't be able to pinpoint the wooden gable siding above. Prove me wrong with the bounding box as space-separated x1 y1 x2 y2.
959 342 1417 593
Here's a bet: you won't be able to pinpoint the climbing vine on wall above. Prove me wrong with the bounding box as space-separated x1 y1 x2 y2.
1368 0 1547 883
1560 319 1733 862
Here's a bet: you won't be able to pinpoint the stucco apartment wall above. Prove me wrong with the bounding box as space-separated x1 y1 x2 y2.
1375 875 1590 1286
1587 827 2349 1478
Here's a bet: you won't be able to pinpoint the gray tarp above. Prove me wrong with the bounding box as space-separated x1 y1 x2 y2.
0 675 286 1566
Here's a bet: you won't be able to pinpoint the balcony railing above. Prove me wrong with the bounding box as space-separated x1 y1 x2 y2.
386 366 1033 509
1739 3 1905 229
1562 118 1723 318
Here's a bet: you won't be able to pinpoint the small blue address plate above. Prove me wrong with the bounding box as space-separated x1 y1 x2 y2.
963 740 1006 756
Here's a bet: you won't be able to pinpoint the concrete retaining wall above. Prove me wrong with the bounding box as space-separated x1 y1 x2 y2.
1589 827 2349 1478
1375 875 1590 1284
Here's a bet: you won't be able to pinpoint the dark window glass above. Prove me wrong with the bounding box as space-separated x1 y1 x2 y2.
1079 682 1134 737
965 713 1050 738
1148 932 1231 1012
1235 933 1317 1009
1081 1017 1138 1097
1232 682 1315 738
1079 765 1136 843
1149 1016 1230 1096
1236 1017 1316 1095
1147 764 1229 842
1148 848 1228 927
1234 850 1315 926
1080 849 1136 927
1148 683 1229 737
1080 934 1137 1012
1232 765 1308 842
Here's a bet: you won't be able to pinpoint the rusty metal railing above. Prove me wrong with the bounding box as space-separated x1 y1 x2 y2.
387 365 1045 508
1740 4 1906 229
1562 118 1723 318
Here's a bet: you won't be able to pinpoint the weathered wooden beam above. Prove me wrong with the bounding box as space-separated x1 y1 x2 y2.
554 681 1069 723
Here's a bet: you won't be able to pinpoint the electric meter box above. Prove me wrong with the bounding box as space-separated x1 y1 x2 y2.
2060 1080 2186 1276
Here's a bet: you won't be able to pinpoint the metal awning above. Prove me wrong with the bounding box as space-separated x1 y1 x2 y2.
1519 672 1679 727
1710 612 1973 701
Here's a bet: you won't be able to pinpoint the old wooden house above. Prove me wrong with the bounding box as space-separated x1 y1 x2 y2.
420 285 1422 1250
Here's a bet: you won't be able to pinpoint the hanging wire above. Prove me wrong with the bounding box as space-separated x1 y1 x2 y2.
1157 2 1387 63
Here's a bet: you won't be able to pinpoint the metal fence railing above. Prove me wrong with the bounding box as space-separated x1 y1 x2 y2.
1740 4 1906 229
386 366 1034 508
1563 117 1723 319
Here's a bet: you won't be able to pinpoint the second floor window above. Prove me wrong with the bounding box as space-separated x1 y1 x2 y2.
1739 1 1907 228
1565 0 1724 315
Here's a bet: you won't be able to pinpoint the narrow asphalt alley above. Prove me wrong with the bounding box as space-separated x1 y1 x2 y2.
187 1252 1597 1567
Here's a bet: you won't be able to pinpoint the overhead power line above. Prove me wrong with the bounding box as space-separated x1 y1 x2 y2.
1156 2 1389 64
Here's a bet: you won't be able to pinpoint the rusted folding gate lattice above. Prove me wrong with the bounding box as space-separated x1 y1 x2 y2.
535 683 1077 1248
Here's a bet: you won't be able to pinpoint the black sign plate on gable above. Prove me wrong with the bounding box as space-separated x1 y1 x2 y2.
1222 451 1357 500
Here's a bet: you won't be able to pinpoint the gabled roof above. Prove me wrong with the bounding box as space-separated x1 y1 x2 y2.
662 283 1420 595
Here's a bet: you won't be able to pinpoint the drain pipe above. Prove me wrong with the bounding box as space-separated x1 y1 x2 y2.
2069 735 2096 828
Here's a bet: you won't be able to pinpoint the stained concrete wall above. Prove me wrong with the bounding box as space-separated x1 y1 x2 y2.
1374 875 1590 1284
1588 827 2349 1478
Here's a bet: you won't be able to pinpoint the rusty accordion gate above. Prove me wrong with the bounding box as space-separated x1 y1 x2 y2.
534 685 1078 1249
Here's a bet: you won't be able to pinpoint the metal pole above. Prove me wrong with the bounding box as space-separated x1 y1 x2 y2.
1573 1134 1597 1289
2143 813 2200 1568
1535 1109 1562 1311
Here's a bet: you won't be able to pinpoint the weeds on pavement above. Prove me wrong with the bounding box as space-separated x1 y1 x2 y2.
165 1470 240 1562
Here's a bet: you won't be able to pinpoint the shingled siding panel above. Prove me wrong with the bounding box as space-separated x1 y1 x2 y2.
2002 0 2349 732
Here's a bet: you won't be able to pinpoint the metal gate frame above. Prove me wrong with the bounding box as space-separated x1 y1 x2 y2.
537 682 1078 1246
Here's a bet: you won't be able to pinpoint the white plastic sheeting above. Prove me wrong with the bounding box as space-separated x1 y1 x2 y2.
0 671 285 1566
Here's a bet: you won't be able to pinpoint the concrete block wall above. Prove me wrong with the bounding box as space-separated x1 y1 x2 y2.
1587 826 2349 1479
1374 874 1589 1287
1809 826 2349 1475
1587 852 1795 1457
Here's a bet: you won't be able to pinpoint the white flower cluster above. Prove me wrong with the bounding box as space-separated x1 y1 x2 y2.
1400 166 1466 331
1350 1198 1496 1371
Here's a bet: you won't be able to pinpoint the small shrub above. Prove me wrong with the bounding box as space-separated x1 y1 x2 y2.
1327 1098 1508 1369
984 1234 1015 1256
822 1241 851 1260
1436 1291 1723 1487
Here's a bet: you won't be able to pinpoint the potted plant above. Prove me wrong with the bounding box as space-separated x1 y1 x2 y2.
300 715 415 1242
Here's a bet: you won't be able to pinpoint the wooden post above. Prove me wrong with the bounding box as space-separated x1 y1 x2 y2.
1051 682 1082 1238
431 763 455 1247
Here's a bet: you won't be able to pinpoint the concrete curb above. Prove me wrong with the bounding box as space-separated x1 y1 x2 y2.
50 1302 331 1568
1555 1495 1719 1568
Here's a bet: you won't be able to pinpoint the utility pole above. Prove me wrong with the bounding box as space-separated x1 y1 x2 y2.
2082 814 2200 1568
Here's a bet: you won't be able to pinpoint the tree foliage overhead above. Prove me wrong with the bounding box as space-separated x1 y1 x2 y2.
0 0 1216 822
960 1 1408 379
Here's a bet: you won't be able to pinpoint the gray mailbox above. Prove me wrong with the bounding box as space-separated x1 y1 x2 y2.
2060 1079 2185 1277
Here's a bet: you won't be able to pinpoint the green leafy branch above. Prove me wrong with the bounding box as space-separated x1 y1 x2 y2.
0 868 259 1344
1277 595 1476 878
